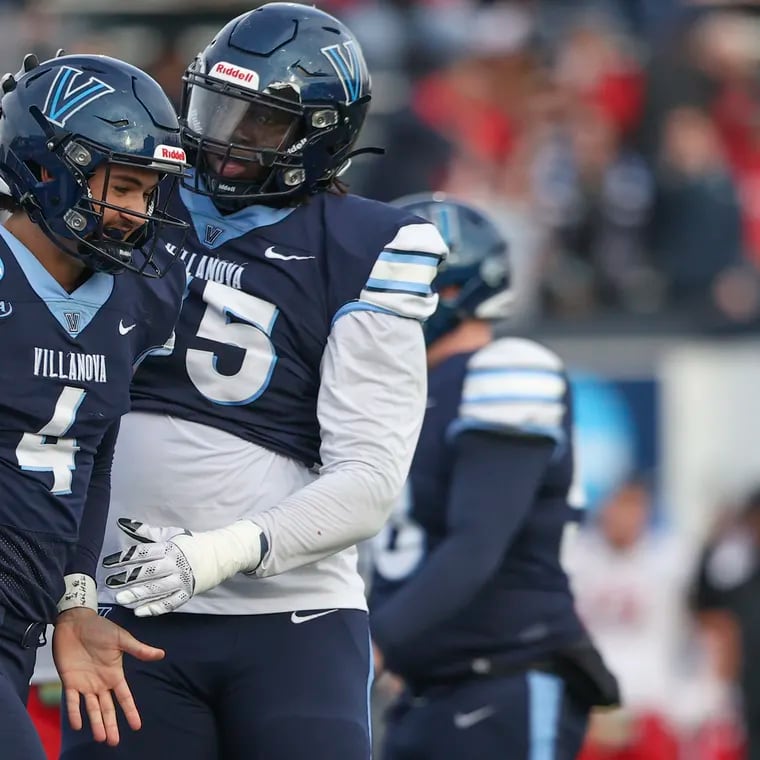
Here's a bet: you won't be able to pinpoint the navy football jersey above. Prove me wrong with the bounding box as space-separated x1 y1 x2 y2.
130 183 445 466
370 337 586 682
0 227 184 621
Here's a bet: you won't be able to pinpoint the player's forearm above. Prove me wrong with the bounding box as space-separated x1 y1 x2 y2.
252 311 427 577
65 420 120 579
373 432 555 650
252 462 399 577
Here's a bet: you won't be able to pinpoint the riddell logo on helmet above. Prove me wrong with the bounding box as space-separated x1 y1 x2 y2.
210 62 260 91
153 145 187 163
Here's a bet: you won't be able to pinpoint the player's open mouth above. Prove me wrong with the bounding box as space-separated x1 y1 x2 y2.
208 156 251 178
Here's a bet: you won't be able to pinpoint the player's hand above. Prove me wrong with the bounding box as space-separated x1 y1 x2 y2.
53 607 164 746
102 519 198 617
102 517 266 617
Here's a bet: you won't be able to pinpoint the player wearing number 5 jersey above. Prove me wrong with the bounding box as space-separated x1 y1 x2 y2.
369 195 619 760
0 53 188 759
60 5 447 760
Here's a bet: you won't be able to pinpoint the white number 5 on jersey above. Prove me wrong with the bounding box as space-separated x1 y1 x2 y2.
186 280 279 405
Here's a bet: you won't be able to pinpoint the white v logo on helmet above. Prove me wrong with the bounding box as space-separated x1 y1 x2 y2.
42 66 115 128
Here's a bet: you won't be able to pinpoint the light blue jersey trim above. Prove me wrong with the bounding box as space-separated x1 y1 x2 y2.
528 670 563 760
468 367 562 379
447 418 565 446
377 251 440 267
179 173 295 250
331 300 402 326
464 393 562 404
365 277 431 295
0 226 114 337
133 343 174 371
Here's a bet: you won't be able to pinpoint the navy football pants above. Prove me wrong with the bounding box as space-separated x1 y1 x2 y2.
382 670 589 760
0 627 47 760
60 606 373 760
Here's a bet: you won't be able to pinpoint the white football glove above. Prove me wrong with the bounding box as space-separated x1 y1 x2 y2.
102 518 267 617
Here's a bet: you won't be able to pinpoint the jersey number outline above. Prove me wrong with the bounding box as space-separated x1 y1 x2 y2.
186 279 279 405
16 386 87 494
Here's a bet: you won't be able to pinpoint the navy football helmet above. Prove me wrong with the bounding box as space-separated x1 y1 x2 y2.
0 53 188 276
181 2 372 207
392 193 513 344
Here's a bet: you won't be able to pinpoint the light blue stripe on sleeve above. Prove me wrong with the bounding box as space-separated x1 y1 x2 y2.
463 394 563 404
366 278 431 294
447 418 565 446
378 251 440 266
331 301 401 326
468 367 562 379
528 670 562 760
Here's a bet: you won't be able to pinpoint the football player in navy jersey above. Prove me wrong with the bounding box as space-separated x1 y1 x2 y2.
369 195 620 760
60 5 447 760
0 52 188 759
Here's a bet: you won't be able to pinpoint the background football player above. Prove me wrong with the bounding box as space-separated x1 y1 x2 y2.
60 5 447 760
369 194 619 760
0 52 188 759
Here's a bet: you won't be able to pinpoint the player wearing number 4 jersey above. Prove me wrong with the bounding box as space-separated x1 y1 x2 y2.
0 52 188 760
60 5 446 760
369 195 620 760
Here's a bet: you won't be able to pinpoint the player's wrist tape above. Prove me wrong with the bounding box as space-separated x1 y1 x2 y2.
172 520 267 594
57 573 98 613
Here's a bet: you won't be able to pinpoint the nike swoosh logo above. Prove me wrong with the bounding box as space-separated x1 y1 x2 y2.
290 609 338 624
119 320 136 335
265 246 315 261
453 705 496 729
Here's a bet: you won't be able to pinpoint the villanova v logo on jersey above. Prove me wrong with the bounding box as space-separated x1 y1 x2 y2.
204 224 223 247
64 311 81 334
321 41 364 104
42 66 115 128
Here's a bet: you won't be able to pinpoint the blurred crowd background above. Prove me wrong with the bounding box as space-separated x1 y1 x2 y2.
9 1 760 758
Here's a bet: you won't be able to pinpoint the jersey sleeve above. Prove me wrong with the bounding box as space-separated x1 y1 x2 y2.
450 337 568 444
133 265 186 369
335 222 448 323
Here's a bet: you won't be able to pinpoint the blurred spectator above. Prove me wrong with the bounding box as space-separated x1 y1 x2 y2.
356 2 536 201
567 476 714 759
693 487 760 760
649 105 759 327
533 101 655 318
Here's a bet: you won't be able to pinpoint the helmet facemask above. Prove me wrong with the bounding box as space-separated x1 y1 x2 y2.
181 60 351 209
8 122 188 277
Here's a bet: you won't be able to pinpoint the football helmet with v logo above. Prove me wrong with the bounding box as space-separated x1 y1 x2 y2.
181 2 372 208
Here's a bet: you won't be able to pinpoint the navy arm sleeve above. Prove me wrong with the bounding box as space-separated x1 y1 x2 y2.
64 420 120 578
371 430 555 651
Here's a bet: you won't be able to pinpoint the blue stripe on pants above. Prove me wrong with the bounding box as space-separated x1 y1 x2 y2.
528 670 563 760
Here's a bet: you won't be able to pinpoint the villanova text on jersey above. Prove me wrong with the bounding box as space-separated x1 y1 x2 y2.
0 226 184 623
